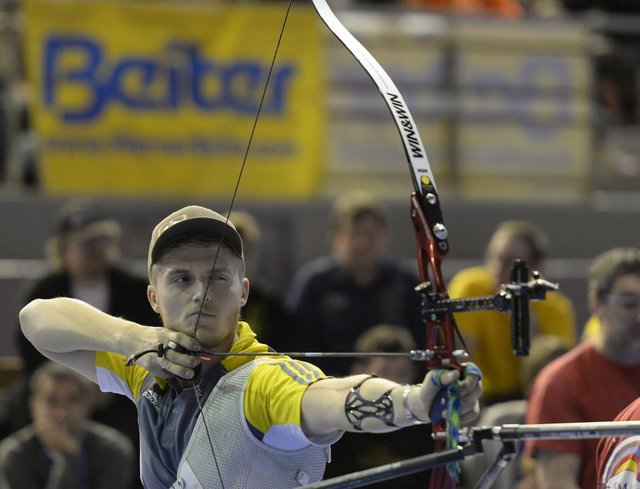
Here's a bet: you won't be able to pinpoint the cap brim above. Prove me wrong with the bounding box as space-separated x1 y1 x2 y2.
69 221 122 243
150 217 243 266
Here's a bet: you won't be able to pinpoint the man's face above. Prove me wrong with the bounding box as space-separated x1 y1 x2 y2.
596 273 640 348
486 232 536 287
148 244 249 350
31 377 89 436
332 215 388 273
62 233 119 281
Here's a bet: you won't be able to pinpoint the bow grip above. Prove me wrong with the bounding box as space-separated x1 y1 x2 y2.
430 389 448 425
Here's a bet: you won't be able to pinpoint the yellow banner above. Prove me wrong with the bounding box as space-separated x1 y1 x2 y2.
24 0 325 198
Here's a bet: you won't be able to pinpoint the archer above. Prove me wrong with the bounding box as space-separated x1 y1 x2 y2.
20 205 483 489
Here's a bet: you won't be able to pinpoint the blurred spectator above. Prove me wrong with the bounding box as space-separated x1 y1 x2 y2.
0 79 7 184
0 200 159 488
324 324 433 488
559 1 640 125
15 200 160 368
0 362 135 489
449 220 576 404
14 84 39 187
580 312 600 339
519 0 563 17
560 0 640 11
524 247 640 489
597 398 640 487
0 79 39 187
349 324 420 384
286 190 423 376
229 210 290 350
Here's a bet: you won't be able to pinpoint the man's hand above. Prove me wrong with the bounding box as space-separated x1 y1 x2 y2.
34 418 82 455
128 327 204 380
417 364 483 425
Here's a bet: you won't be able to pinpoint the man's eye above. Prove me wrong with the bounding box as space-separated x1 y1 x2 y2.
620 299 640 310
171 275 190 284
605 294 640 310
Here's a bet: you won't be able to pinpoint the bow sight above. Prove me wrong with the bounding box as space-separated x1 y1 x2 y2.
414 259 559 359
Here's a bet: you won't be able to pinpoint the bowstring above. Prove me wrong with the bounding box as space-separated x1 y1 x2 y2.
188 1 295 488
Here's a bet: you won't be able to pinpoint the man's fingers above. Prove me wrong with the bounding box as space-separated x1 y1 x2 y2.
426 368 460 388
163 347 201 369
459 368 483 425
458 374 480 397
167 333 202 353
458 362 483 400
158 357 197 380
422 365 483 426
460 399 481 424
132 329 206 380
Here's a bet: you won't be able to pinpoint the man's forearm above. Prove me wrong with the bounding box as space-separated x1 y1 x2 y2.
20 297 203 382
302 367 481 439
20 298 142 381
301 375 429 437
21 298 137 357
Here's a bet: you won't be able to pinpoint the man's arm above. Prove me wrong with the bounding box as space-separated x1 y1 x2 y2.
301 368 481 437
20 298 202 382
534 451 581 489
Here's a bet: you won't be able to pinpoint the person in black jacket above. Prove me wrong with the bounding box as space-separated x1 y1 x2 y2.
2 200 160 489
286 191 423 376
0 362 136 489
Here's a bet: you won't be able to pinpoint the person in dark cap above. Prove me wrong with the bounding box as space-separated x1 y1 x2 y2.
19 204 482 489
3 200 159 488
16 200 160 374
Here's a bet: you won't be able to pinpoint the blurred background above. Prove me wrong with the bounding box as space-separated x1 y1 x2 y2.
0 0 638 369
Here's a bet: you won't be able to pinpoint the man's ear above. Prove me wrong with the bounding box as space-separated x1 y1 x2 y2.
240 278 250 307
147 285 160 313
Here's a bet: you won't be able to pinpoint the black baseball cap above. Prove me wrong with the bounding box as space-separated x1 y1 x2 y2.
54 201 121 242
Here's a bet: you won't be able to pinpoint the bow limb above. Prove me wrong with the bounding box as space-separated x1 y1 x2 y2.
308 3 463 489
311 1 440 198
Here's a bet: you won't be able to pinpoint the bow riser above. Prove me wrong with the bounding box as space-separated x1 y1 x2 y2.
410 194 458 371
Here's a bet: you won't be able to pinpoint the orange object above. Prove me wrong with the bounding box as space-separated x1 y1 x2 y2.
402 0 522 18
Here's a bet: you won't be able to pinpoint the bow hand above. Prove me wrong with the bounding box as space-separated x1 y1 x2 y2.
424 364 483 426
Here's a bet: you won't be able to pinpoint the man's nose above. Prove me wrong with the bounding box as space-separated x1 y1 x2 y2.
192 279 212 303
49 403 71 421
